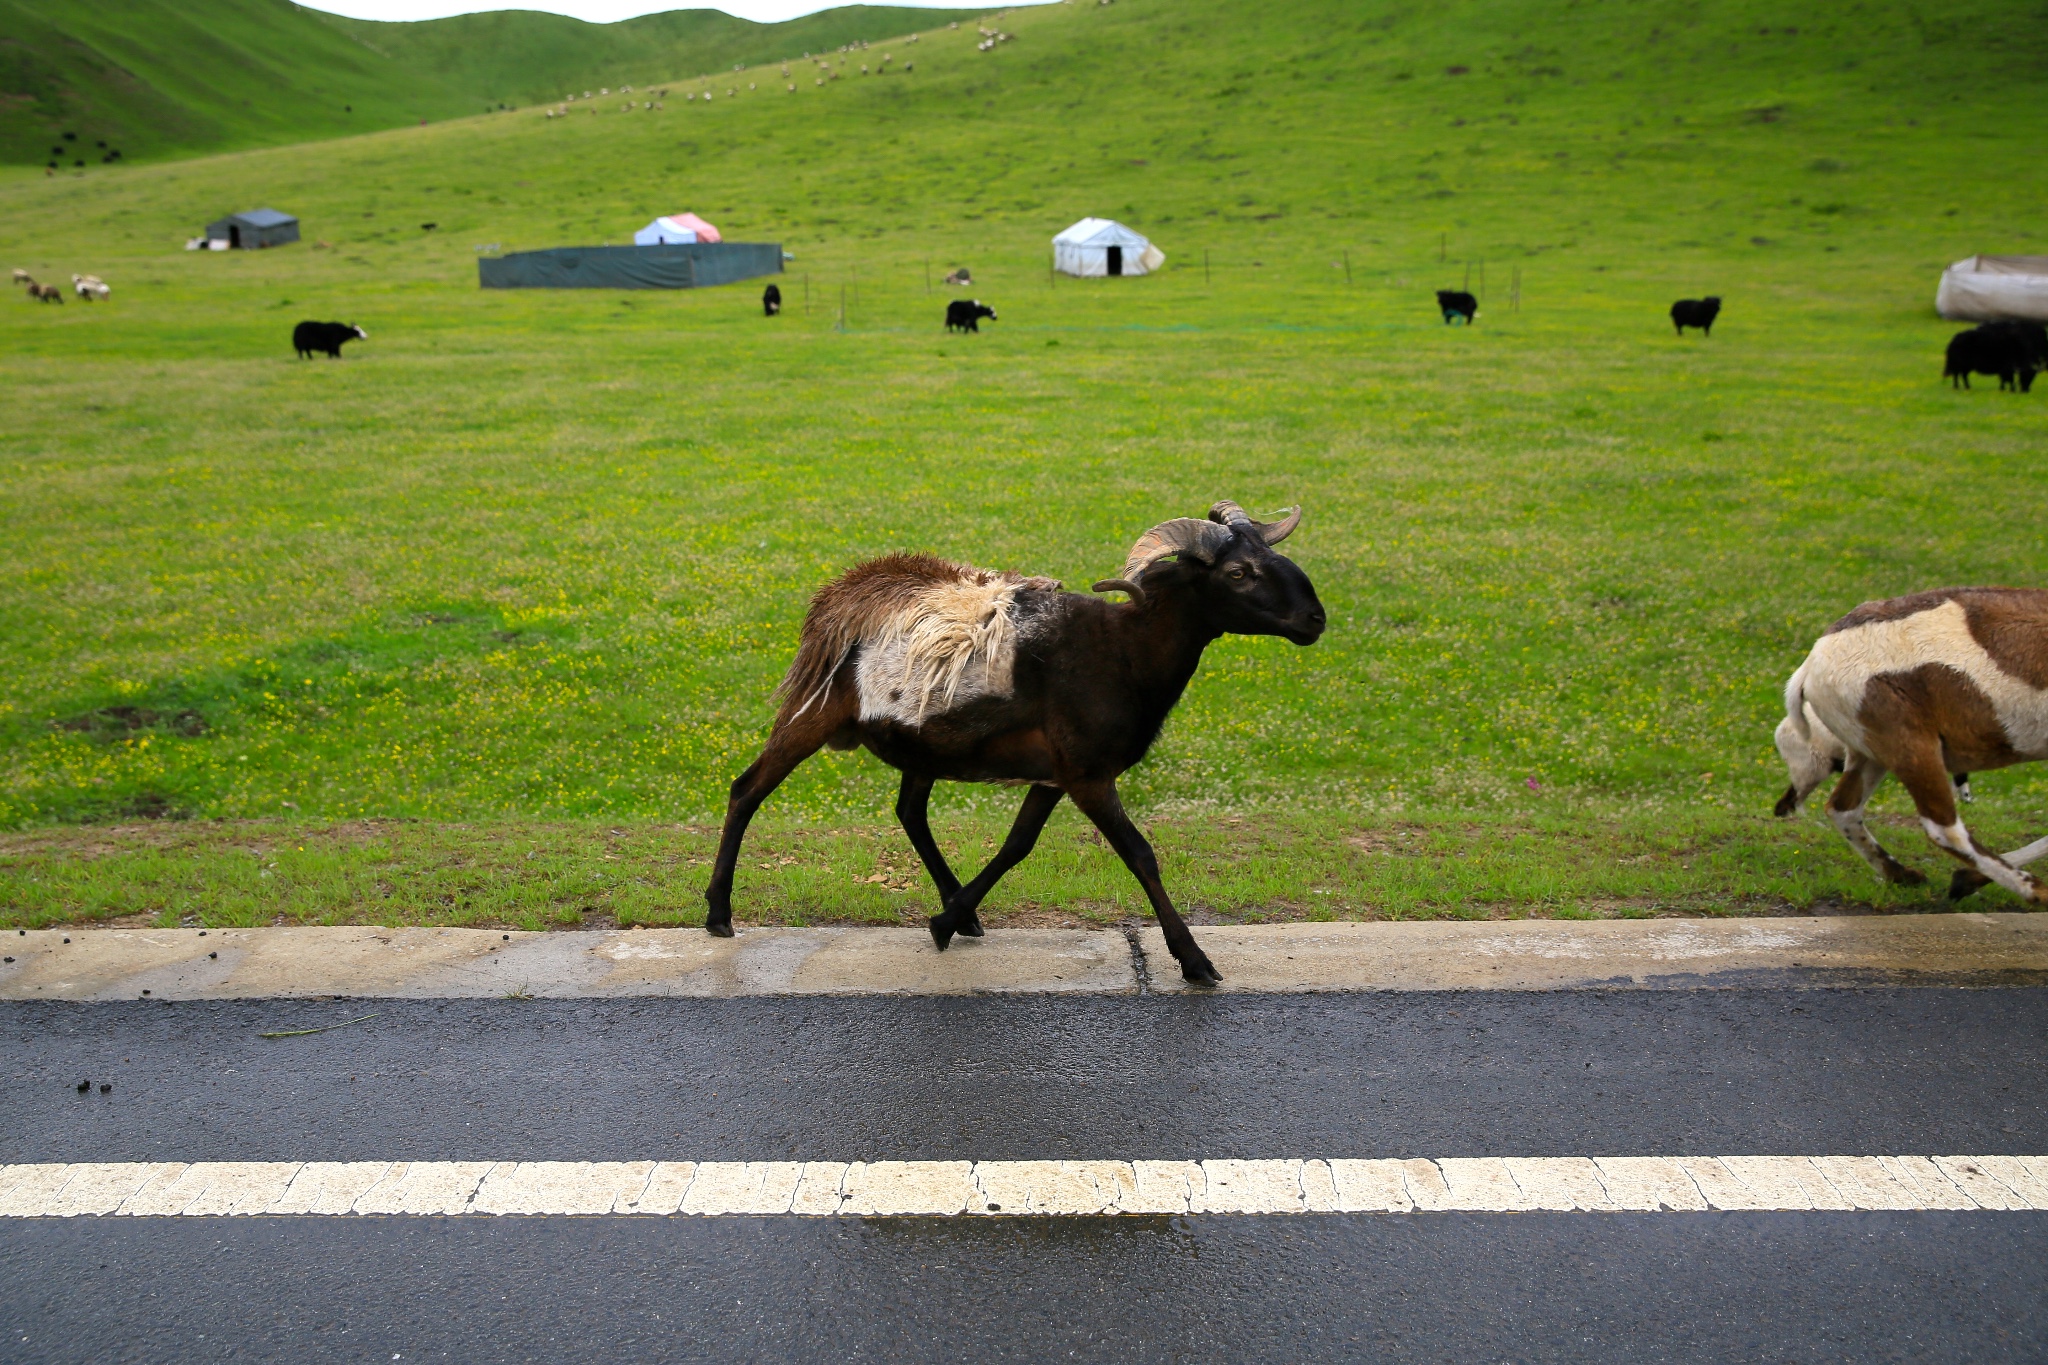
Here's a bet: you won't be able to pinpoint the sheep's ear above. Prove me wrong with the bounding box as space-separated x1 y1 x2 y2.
1251 506 1301 546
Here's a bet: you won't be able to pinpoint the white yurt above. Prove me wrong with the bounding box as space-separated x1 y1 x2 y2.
1053 218 1165 277
634 212 722 246
1937 255 2048 322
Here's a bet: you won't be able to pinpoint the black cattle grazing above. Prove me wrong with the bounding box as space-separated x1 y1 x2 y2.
1671 296 1722 336
763 283 782 317
1436 290 1477 324
1982 319 2048 369
946 299 997 332
703 501 1325 985
293 320 367 359
1945 324 2040 392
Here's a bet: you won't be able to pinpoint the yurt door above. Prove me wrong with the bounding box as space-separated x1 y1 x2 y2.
1106 245 1123 276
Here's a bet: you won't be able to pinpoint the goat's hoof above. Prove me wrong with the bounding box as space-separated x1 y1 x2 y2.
928 916 956 951
704 919 735 938
1180 959 1223 987
956 915 985 938
1949 869 1991 901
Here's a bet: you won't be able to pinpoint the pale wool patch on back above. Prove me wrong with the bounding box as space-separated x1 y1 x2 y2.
856 577 1025 725
1801 599 2048 757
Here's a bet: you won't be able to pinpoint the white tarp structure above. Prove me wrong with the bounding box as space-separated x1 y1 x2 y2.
1053 218 1165 277
634 212 722 246
1937 255 2048 322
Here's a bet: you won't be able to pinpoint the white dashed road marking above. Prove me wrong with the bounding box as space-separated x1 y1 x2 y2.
1 1156 2043 1217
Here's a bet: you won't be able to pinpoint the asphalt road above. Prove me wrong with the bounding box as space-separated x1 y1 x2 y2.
5 989 2047 1361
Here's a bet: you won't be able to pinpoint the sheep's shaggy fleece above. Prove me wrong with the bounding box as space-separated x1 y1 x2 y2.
779 553 1064 724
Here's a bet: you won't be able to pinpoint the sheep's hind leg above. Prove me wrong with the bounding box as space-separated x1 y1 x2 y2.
1065 779 1219 985
928 785 1063 951
1950 834 2048 900
704 690 853 936
1825 755 1925 886
1891 754 2048 903
895 774 970 934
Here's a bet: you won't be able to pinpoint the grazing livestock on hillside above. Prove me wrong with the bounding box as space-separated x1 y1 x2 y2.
1436 289 1477 324
943 267 972 286
10 269 29 285
293 320 367 359
763 283 782 316
704 501 1327 984
946 299 996 332
1775 588 2048 902
1945 325 2039 391
1671 296 1722 336
27 282 61 303
71 274 108 301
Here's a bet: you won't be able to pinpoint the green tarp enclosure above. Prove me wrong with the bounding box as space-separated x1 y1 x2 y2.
478 243 783 290
206 209 299 249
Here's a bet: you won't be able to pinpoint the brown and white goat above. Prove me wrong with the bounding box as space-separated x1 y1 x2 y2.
704 501 1326 984
1776 588 2048 901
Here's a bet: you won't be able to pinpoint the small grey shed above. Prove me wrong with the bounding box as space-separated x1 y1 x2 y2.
205 208 300 250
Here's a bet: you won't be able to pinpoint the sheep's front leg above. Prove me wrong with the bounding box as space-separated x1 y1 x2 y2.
928 784 1063 951
894 773 968 929
1826 755 1925 886
1065 779 1220 986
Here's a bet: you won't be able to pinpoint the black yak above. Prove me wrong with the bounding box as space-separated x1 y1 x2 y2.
292 321 367 359
1671 297 1722 336
1945 324 2040 391
763 283 782 316
946 299 996 332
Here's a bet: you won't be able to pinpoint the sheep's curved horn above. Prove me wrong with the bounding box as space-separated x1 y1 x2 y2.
1091 578 1146 604
1119 517 1234 582
1209 500 1301 546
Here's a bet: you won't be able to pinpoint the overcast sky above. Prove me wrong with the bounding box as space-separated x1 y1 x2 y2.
300 0 1012 22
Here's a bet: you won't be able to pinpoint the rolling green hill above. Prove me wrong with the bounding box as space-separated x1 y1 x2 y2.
1 0 2047 927
0 0 975 165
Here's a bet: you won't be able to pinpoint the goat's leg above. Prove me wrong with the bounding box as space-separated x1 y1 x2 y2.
895 773 968 929
704 692 853 936
1065 779 1219 985
1825 755 1925 885
929 784 1063 951
1891 754 2048 904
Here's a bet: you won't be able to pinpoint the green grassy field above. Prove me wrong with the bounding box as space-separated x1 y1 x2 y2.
0 0 972 164
3 0 2047 930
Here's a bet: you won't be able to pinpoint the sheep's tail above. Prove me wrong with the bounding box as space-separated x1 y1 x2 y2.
1781 660 1811 744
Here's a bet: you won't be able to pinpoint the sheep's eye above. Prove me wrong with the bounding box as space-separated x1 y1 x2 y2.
1226 566 1246 580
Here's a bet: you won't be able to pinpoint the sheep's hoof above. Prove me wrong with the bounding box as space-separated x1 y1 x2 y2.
1180 958 1223 987
956 913 985 938
1949 869 1991 901
929 915 956 952
704 919 735 939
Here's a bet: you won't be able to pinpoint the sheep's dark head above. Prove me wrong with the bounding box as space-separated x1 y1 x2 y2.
1095 500 1326 645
